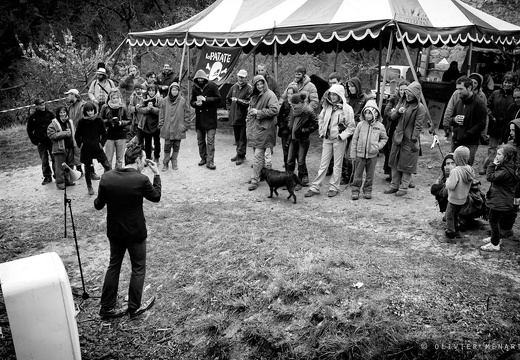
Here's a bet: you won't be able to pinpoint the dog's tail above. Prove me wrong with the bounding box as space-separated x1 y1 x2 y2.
292 173 303 185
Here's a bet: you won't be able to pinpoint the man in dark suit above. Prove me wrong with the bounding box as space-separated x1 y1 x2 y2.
94 143 161 319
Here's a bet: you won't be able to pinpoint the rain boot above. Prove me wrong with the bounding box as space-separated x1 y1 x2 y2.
162 151 170 172
171 151 179 170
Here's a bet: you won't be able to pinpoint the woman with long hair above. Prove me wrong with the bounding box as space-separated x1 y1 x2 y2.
100 89 130 168
47 106 76 190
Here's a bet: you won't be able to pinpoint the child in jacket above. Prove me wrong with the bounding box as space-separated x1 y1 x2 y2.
445 146 475 239
481 144 519 251
349 100 388 200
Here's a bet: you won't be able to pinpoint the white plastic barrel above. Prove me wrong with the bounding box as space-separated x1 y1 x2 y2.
0 252 81 360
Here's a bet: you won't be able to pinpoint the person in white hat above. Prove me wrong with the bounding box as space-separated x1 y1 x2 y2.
226 69 252 165
88 68 116 106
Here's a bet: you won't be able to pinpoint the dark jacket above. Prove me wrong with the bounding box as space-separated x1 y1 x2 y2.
486 159 519 212
277 99 292 137
190 70 221 130
431 153 455 213
226 82 252 126
156 71 178 97
94 168 161 242
487 88 514 139
449 93 487 146
75 115 108 163
27 108 55 146
99 105 130 140
288 106 318 140
346 77 368 123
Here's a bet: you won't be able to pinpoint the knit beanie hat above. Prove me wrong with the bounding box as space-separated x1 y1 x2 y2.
453 146 470 166
469 73 483 91
290 93 307 104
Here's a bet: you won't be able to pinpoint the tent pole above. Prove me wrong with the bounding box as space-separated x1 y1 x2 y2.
129 30 133 66
334 42 340 72
378 30 393 111
187 46 191 99
467 42 473 75
395 24 432 130
273 41 279 84
179 32 189 88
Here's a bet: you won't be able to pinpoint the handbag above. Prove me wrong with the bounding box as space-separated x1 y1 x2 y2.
460 180 488 220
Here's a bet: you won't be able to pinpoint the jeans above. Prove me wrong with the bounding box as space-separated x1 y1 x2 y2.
446 202 463 233
489 209 508 245
163 139 181 164
251 147 266 184
105 139 126 169
197 128 216 163
451 143 478 166
390 168 412 191
101 238 146 312
143 130 161 160
351 156 378 195
280 134 290 169
37 142 54 178
309 139 346 192
233 125 247 158
287 138 310 178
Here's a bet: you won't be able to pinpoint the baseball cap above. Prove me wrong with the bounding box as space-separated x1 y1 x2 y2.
34 99 45 105
237 69 248 77
64 89 79 95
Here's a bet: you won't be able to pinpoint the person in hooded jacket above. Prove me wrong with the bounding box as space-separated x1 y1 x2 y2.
445 146 475 239
305 84 355 198
137 84 161 163
75 102 111 195
159 82 191 171
190 69 221 170
481 144 519 252
286 92 319 189
227 69 253 165
384 81 425 197
100 88 130 169
350 100 388 200
246 75 280 191
27 99 56 185
47 106 76 190
481 72 517 174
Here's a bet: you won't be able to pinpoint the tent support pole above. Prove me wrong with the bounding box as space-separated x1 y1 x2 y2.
378 31 393 111
467 42 473 75
396 24 432 130
187 46 191 99
178 32 189 88
273 41 278 84
334 42 340 72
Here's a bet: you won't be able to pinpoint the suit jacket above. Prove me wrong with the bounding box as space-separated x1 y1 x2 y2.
94 168 161 242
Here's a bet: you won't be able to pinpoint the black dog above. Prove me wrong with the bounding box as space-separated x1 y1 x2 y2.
259 167 302 204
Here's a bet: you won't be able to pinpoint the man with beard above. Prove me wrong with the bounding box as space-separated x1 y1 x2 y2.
27 98 55 185
88 68 116 107
119 65 145 106
190 69 221 170
226 69 253 165
443 76 487 166
156 64 178 98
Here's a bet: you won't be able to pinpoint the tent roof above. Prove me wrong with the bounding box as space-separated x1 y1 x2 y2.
128 0 520 53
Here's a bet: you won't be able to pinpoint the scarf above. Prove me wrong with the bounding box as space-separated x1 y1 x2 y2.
108 96 123 110
83 114 98 121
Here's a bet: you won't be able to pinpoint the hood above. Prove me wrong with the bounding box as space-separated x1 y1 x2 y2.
168 82 180 100
347 77 362 98
509 117 520 145
361 99 380 123
252 75 269 95
406 81 422 102
327 84 347 105
441 153 455 181
454 146 470 166
469 73 483 91
194 69 208 81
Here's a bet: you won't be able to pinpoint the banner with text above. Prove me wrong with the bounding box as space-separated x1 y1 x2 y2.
193 46 242 85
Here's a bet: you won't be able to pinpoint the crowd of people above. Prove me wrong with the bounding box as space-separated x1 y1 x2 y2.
25 61 520 317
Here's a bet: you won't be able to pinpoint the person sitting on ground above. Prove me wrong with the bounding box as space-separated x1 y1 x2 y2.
444 146 475 239
305 84 355 198
481 144 519 252
159 82 190 171
74 102 111 195
286 92 319 190
47 106 76 190
350 100 388 200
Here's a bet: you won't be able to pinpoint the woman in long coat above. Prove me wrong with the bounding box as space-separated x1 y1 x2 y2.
385 81 425 196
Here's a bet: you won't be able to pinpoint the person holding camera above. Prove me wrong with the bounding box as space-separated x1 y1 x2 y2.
100 89 130 169
95 143 161 319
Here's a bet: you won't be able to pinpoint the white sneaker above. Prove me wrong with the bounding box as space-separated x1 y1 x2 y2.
481 237 492 244
480 242 500 252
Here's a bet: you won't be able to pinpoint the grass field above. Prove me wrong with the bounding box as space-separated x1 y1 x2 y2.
1 123 520 360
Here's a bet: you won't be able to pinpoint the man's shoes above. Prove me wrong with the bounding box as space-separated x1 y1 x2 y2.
395 190 407 197
230 155 238 162
305 189 319 197
248 183 258 191
42 177 52 185
87 186 95 195
301 175 309 186
91 172 101 181
364 193 372 199
445 230 462 239
480 242 500 252
351 193 359 200
384 188 398 194
99 307 128 319
206 162 216 170
294 184 302 191
198 159 207 166
327 189 338 197
129 296 156 319
236 157 245 165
